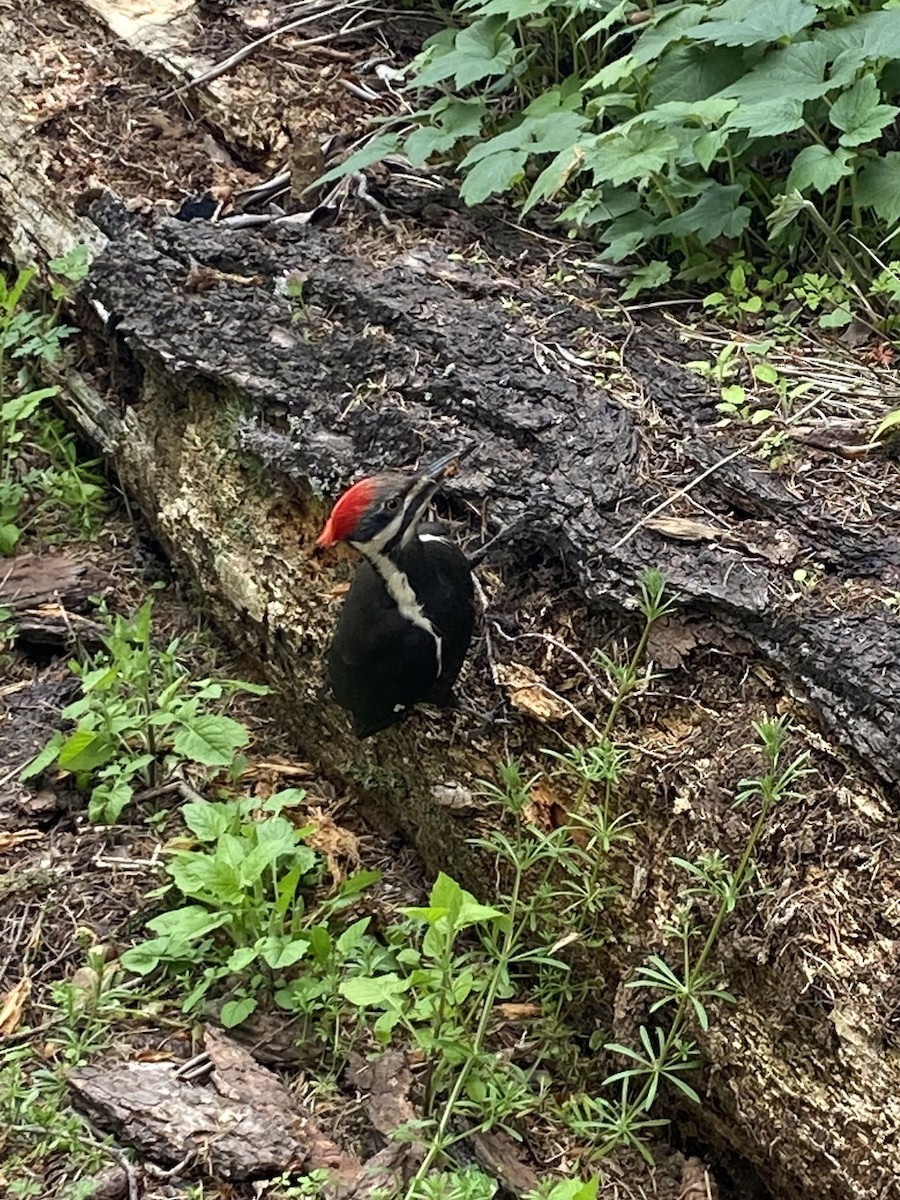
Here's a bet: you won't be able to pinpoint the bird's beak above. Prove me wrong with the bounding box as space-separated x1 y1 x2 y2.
423 444 473 483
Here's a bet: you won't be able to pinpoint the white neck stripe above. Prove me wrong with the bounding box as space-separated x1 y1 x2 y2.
367 550 443 678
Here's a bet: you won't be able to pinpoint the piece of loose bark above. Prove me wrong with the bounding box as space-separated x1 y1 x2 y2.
346 1048 417 1137
69 1029 361 1183
0 554 108 612
471 1130 541 1197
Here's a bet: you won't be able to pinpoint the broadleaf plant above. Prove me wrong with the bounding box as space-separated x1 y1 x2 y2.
324 0 900 299
20 595 270 823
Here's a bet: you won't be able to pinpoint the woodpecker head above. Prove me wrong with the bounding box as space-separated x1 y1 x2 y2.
316 447 469 559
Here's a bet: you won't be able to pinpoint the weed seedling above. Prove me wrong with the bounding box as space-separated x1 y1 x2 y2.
21 595 269 822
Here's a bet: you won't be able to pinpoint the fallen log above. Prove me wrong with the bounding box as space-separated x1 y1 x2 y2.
3 7 900 1200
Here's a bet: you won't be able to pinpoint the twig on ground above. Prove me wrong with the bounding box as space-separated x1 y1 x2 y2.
166 6 381 96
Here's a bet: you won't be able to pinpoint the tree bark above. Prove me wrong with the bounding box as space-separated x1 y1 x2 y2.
3 9 900 1199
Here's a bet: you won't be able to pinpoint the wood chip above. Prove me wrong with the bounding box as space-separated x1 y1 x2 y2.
0 976 31 1034
679 1155 719 1200
646 515 726 541
0 829 44 850
345 1049 416 1137
494 662 568 722
496 1002 541 1021
521 780 568 831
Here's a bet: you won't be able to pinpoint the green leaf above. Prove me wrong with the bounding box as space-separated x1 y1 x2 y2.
540 1177 601 1200
403 904 446 926
336 916 372 954
856 154 900 226
336 868 382 899
146 905 231 940
339 973 410 1007
461 111 590 166
0 522 21 554
767 190 813 240
657 184 750 241
597 208 661 262
459 149 526 205
456 898 503 928
220 997 257 1027
584 126 679 188
405 98 486 165
312 132 400 189
251 815 305 869
414 17 517 89
726 97 805 137
0 386 58 425
685 0 817 47
169 849 244 906
468 0 556 17
182 973 217 1014
57 729 116 772
79 665 119 694
621 261 672 301
753 362 779 385
120 940 166 975
786 145 854 195
632 5 707 66
720 40 831 105
172 713 249 766
261 788 308 814
577 1 630 43
524 146 587 213
373 1008 402 1043
646 98 737 126
523 80 585 118
458 110 590 206
89 778 133 824
749 407 775 425
814 10 900 68
20 733 64 780
220 679 269 696
818 304 853 329
873 410 900 441
580 54 637 93
430 872 464 917
267 938 309 969
720 384 746 405
648 44 745 105
49 244 90 283
830 75 899 147
1 266 35 318
182 801 235 842
692 128 730 170
306 924 333 965
226 946 258 972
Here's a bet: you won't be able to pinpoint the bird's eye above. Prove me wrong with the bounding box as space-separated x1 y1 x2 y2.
384 497 400 512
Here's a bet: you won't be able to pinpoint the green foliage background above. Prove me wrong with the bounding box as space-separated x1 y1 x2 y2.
333 0 900 292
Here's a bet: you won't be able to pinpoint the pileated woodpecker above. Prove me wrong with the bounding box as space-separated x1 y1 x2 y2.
316 449 475 737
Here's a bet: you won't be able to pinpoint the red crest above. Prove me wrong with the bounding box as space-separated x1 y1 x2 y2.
316 478 376 547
